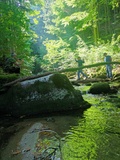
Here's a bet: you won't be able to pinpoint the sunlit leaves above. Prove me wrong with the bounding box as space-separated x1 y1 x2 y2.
25 0 44 6
110 0 120 9
64 0 76 7
42 38 74 70
61 17 70 27
29 9 40 16
33 18 39 24
61 11 88 27
70 12 88 21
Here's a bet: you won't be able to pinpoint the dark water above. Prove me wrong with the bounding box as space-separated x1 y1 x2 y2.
0 92 120 160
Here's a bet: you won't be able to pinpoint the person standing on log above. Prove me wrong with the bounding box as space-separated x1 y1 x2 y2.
104 53 113 79
75 57 88 80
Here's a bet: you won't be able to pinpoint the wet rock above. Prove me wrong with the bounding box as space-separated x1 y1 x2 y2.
19 123 62 160
0 73 90 116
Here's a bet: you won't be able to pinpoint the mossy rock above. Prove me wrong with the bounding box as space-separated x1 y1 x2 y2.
50 73 74 91
0 73 90 116
88 82 111 94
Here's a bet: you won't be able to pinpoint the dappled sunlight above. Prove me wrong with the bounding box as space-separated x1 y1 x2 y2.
1 0 120 160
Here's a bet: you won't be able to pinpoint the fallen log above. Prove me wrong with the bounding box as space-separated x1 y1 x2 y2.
70 78 110 84
2 71 54 88
2 61 120 88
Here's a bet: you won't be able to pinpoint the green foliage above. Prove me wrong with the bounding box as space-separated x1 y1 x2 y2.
42 33 120 74
42 38 73 70
0 2 31 55
40 0 120 75
0 1 44 76
0 74 19 87
1 0 120 77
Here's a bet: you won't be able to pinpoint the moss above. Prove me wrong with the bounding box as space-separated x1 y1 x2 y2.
0 74 19 87
50 73 74 91
34 81 54 94
88 82 111 94
0 73 91 116
11 81 54 100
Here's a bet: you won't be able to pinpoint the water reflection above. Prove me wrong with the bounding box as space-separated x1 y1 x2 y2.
62 96 120 160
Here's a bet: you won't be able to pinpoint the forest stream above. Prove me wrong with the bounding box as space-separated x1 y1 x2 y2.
0 84 120 160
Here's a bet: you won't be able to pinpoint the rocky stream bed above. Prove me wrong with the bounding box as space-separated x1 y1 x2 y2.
0 75 120 160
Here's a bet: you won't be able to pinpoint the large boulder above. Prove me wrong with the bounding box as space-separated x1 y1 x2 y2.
0 73 90 116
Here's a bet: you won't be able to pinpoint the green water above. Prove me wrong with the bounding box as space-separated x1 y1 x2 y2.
62 93 120 160
0 89 120 160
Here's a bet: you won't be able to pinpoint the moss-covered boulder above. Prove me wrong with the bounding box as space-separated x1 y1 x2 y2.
0 73 90 116
88 82 117 94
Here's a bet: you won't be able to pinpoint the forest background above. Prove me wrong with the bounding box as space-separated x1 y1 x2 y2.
0 0 120 78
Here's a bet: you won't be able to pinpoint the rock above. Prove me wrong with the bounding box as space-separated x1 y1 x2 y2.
0 73 90 116
88 82 118 94
88 82 111 94
19 123 62 160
